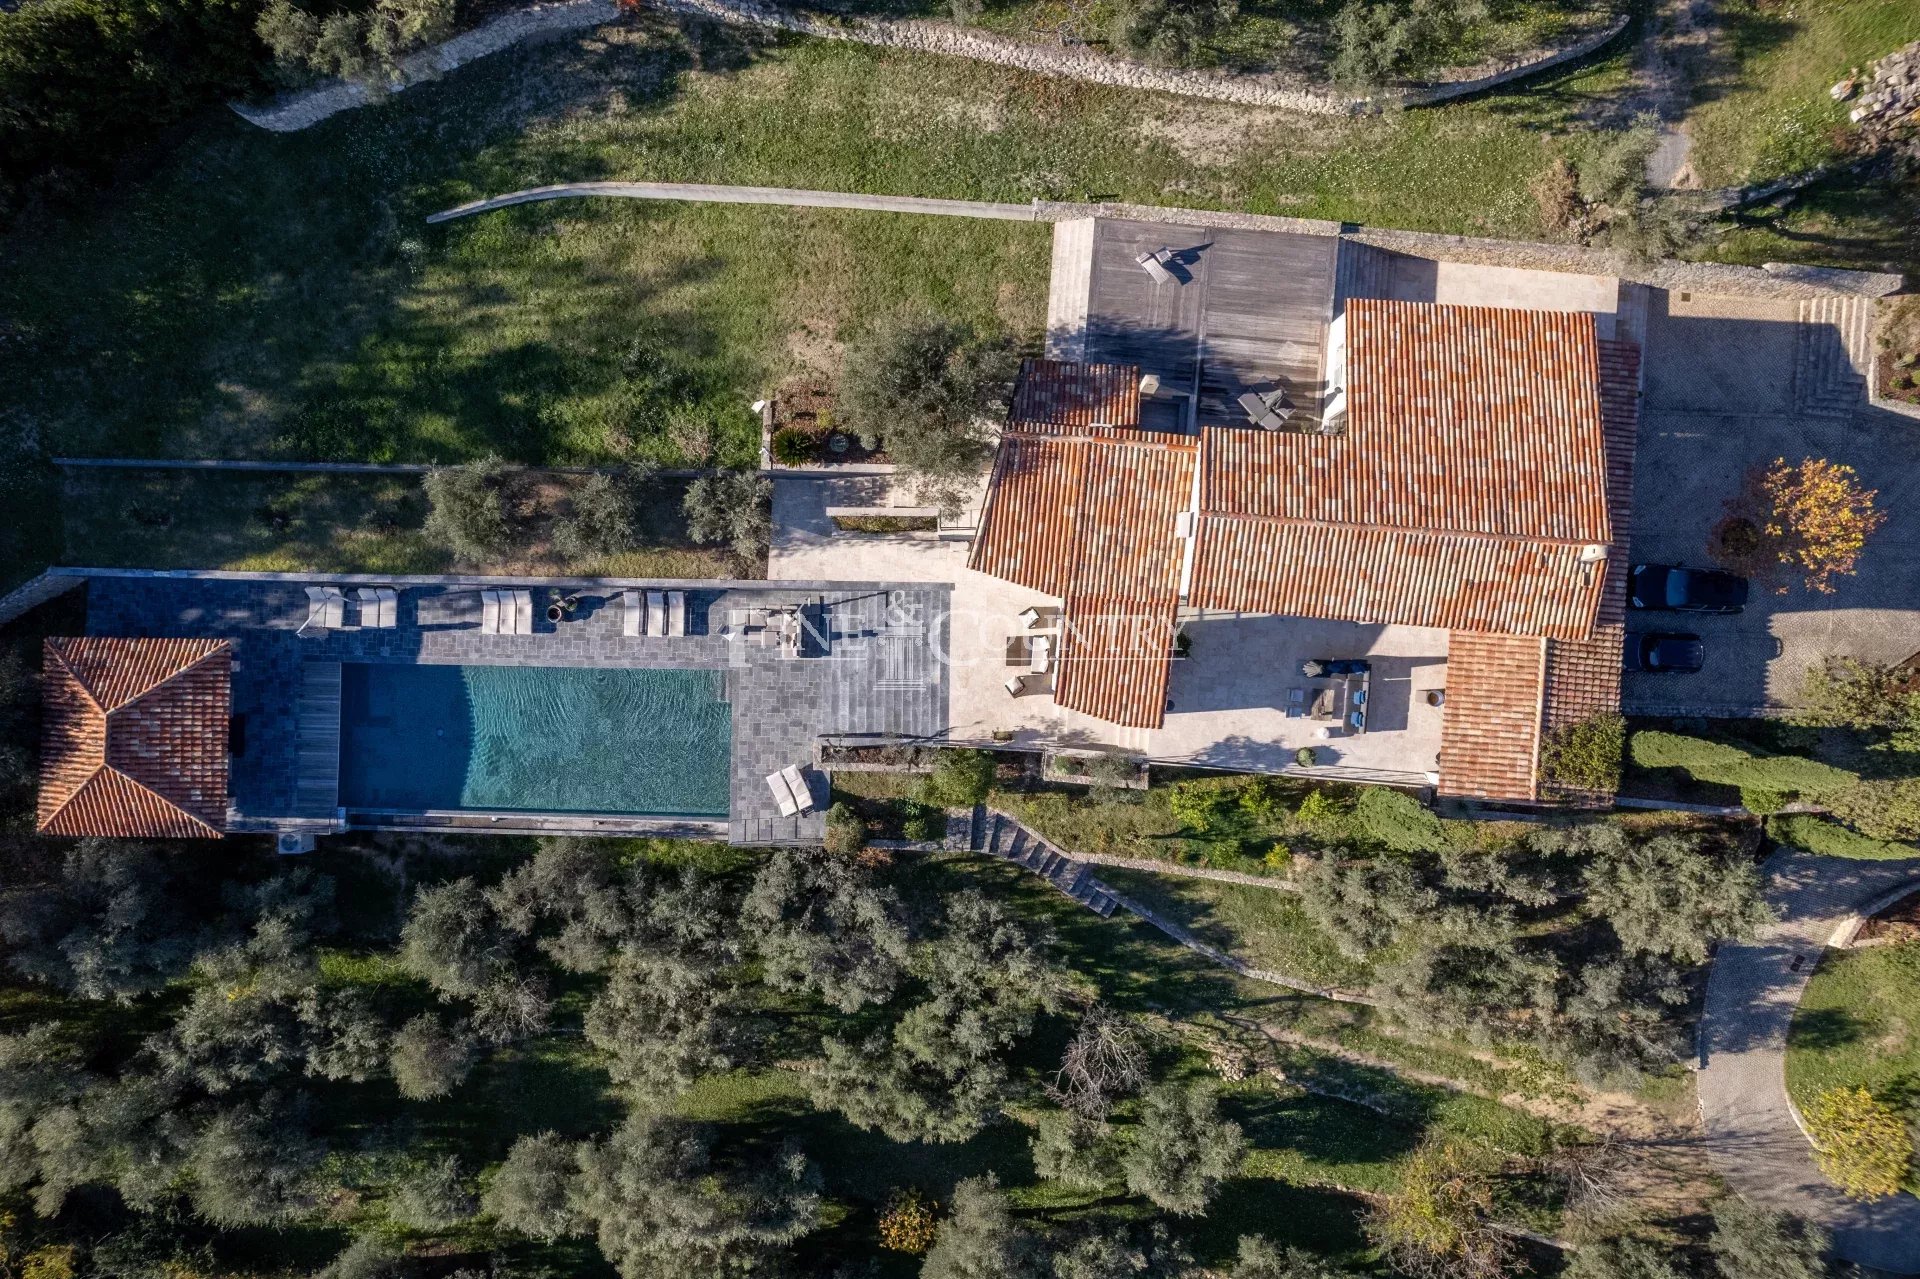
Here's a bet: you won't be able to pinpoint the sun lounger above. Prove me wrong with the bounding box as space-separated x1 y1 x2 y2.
647 591 667 637
781 765 816 814
667 591 687 637
622 589 643 637
766 770 801 817
479 589 500 634
353 586 398 628
300 585 345 634
1136 248 1176 285
1029 634 1052 674
511 590 534 635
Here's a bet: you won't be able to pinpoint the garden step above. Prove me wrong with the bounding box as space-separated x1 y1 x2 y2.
1795 297 1869 417
968 803 987 852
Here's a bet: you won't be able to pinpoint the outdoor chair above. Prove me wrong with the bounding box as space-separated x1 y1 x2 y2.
479 589 501 635
667 591 687 637
1135 248 1175 285
622 590 643 637
300 586 345 635
1005 674 1032 697
1029 634 1052 674
781 765 816 815
511 591 534 635
766 770 801 817
353 587 396 629
647 591 667 637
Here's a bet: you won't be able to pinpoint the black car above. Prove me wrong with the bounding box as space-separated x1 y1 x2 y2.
1629 563 1750 614
1624 632 1704 674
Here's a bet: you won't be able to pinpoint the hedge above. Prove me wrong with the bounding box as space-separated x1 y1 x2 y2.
1628 731 1857 797
1354 787 1444 853
1767 813 1916 861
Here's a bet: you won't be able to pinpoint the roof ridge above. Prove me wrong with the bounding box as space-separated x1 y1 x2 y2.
44 764 221 839
1195 508 1609 551
43 643 104 715
105 642 230 719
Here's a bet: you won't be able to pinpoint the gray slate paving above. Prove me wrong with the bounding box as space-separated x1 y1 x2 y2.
1697 848 1920 1273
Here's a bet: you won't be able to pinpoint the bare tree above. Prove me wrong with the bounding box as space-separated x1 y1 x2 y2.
1045 1005 1150 1119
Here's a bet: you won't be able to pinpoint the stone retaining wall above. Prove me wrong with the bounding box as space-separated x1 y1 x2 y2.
0 571 87 629
232 0 1626 130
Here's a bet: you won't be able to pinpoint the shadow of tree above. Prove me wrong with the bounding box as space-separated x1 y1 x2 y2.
1787 1004 1866 1051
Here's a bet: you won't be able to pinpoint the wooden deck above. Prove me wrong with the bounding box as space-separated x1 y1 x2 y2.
294 661 341 817
1083 218 1336 430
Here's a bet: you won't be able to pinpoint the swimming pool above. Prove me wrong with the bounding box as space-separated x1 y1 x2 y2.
338 663 731 817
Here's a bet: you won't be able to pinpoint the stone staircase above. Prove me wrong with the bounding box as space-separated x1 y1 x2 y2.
972 807 1118 917
1794 296 1873 417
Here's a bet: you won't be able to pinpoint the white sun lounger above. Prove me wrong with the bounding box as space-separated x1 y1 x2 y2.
766 770 801 817
623 589 644 637
511 590 534 635
353 586 397 628
301 585 346 634
647 590 667 637
667 590 687 637
780 765 815 814
479 589 500 634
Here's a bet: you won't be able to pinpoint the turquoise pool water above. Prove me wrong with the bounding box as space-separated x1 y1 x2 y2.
338 663 731 817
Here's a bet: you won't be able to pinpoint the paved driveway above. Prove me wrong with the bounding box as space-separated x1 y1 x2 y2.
1624 293 1920 716
1696 849 1920 1273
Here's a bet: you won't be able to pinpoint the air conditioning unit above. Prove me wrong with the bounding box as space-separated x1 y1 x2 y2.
275 832 317 856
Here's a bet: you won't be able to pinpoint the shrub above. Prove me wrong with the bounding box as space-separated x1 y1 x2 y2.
823 803 867 856
1803 1086 1912 1200
1826 778 1920 841
1740 787 1788 815
1331 0 1489 88
1087 753 1142 789
256 0 455 87
877 1188 939 1253
1366 1138 1515 1279
770 428 815 467
484 1132 584 1241
1768 813 1914 860
1294 747 1317 768
1541 713 1625 793
423 457 514 562
1354 787 1444 853
1108 0 1239 66
1798 656 1920 743
921 749 995 808
389 1013 476 1101
551 471 642 562
683 470 773 566
387 1154 476 1229
1167 780 1228 833
1295 788 1349 829
1629 731 1856 797
902 802 945 843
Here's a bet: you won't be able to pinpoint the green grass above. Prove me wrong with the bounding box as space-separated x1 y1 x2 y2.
1686 0 1919 187
1786 939 1920 1195
1095 867 1368 989
58 468 738 578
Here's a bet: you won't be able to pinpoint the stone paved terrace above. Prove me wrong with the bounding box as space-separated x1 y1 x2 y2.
75 570 949 845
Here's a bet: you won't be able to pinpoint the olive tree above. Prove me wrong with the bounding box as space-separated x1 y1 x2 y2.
485 1131 586 1241
388 1014 476 1101
921 1175 1046 1279
422 457 515 562
1122 1081 1245 1215
743 848 911 1013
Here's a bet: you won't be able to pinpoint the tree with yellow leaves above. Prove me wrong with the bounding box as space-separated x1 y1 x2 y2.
1710 457 1886 594
1804 1085 1913 1200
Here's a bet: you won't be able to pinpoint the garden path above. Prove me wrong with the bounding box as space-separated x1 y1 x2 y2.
1696 846 1920 1272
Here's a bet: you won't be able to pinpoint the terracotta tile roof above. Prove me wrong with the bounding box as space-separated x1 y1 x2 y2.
1189 514 1607 638
969 429 1196 603
1189 301 1616 640
1054 595 1179 729
1436 631 1545 802
1008 358 1142 432
38 637 231 839
1593 338 1641 627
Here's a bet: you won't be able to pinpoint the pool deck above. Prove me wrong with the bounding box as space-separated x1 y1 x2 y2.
75 569 950 845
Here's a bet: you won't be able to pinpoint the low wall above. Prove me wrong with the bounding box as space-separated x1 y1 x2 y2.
0 571 87 630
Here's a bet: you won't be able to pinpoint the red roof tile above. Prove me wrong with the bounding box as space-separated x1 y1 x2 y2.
1008 359 1142 432
39 637 231 839
1054 595 1179 729
1436 631 1545 801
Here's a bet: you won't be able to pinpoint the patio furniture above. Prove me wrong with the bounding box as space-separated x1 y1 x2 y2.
1005 674 1032 697
1308 687 1337 720
647 591 667 637
1285 687 1306 720
622 590 643 637
300 586 345 634
781 765 816 814
1029 634 1052 674
1136 247 1176 285
667 591 687 637
1139 373 1161 397
479 589 502 635
353 587 397 628
511 590 534 635
765 770 802 817
1237 388 1293 431
1018 605 1062 631
1349 710 1367 733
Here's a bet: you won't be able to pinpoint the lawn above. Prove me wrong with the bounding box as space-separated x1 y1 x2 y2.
59 468 740 578
1094 866 1367 990
1685 0 1919 187
1785 939 1920 1127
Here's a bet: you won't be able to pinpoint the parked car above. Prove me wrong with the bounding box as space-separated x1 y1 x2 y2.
1624 632 1704 674
1628 563 1749 613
